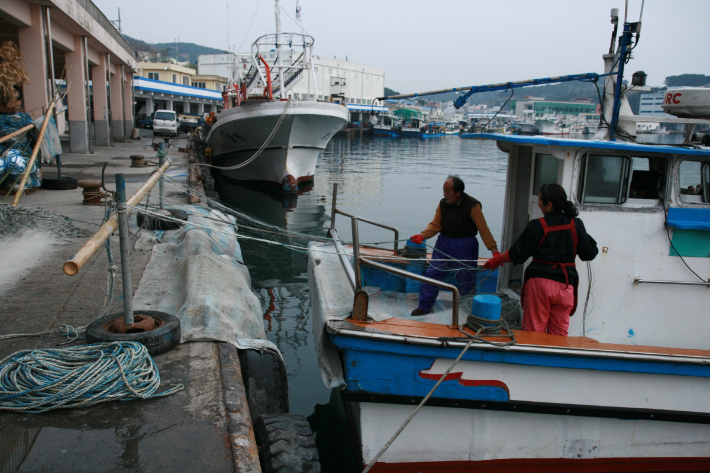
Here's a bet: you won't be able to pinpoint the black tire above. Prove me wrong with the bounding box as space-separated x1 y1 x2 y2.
85 310 180 356
42 177 78 190
239 349 289 421
254 414 321 473
136 209 187 231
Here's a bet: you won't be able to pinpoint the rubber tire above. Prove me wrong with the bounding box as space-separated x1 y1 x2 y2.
85 310 181 356
42 177 78 190
254 414 321 473
239 349 289 421
136 209 187 231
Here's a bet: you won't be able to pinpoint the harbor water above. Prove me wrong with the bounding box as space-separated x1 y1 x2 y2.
216 132 684 469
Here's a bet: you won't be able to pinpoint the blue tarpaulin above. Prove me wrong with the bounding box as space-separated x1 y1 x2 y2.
667 207 710 232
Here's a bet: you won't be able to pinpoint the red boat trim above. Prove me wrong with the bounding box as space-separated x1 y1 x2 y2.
418 370 510 395
367 457 710 472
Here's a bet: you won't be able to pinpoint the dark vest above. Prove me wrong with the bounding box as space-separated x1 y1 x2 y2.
439 193 480 239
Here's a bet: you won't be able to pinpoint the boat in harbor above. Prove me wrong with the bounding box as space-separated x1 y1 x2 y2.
308 6 710 471
372 114 401 137
535 118 570 135
205 3 348 193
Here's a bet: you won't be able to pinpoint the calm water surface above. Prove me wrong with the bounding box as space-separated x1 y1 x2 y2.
216 132 683 468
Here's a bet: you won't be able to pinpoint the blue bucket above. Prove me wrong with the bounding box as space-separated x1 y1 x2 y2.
471 294 502 330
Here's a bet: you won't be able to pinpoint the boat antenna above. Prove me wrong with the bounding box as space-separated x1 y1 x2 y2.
608 8 619 54
274 0 286 99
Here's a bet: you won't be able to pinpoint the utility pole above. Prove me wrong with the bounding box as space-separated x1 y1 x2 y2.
111 8 122 33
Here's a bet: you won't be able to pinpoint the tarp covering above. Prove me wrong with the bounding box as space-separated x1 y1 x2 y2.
393 108 422 119
667 207 710 232
308 241 458 389
133 206 279 354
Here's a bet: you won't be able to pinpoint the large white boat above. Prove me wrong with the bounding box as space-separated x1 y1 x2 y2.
308 6 710 471
206 3 348 193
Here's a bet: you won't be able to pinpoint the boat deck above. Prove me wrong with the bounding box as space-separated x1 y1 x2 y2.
330 317 710 359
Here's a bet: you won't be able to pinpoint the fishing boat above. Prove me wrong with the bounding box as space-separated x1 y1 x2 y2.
444 121 460 135
205 2 348 193
535 118 570 135
309 6 710 471
372 114 401 137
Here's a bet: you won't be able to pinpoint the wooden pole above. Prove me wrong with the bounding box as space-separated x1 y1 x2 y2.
0 124 34 145
11 102 56 207
63 159 172 276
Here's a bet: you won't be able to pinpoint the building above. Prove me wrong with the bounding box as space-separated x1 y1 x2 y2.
198 53 251 82
1 0 136 153
639 92 674 118
289 55 385 106
511 96 599 120
133 60 227 117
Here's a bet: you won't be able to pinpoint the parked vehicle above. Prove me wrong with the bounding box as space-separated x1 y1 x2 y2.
178 113 205 133
138 113 154 129
152 110 179 137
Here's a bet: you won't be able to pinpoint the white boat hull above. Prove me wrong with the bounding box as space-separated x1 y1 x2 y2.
207 101 348 191
535 119 570 135
356 401 710 470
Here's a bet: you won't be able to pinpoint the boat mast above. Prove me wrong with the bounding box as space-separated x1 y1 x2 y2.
274 0 286 99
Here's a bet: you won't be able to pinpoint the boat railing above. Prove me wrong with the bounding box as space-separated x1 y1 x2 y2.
327 183 460 325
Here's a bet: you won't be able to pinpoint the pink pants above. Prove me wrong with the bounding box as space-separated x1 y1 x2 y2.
522 277 574 336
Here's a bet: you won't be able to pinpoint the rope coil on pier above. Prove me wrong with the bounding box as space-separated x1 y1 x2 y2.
0 342 184 413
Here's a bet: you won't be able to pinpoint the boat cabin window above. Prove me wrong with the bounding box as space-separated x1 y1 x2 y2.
628 157 667 201
577 154 668 205
577 154 631 204
533 154 559 194
679 160 710 204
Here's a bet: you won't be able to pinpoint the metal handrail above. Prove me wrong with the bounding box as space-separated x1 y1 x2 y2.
634 277 710 286
335 209 400 254
360 257 460 326
326 183 458 325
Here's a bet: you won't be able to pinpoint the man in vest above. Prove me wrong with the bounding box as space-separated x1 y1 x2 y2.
410 176 499 315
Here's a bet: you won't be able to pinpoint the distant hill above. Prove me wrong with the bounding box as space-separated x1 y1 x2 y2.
124 35 227 66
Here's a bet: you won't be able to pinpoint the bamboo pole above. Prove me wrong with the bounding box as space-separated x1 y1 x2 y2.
63 159 172 276
0 124 34 145
11 102 56 207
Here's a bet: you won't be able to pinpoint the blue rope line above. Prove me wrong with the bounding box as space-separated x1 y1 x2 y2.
0 342 184 413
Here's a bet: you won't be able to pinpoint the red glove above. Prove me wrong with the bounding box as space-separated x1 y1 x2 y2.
409 234 424 245
482 250 511 270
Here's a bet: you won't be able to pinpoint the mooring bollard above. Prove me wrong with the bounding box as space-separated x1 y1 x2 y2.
158 142 165 210
115 173 134 325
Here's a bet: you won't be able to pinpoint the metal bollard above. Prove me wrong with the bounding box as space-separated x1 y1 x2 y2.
158 142 165 210
115 173 134 325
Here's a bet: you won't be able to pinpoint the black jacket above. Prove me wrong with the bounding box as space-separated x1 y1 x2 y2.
508 212 598 286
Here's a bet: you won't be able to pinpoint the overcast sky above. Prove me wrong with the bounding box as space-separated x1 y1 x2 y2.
94 0 710 92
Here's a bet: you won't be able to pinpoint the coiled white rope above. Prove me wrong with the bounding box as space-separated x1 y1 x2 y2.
0 342 184 413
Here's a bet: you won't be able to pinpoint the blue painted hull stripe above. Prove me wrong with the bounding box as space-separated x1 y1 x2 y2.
329 333 710 378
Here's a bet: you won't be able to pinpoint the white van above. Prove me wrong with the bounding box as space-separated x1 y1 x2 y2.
152 110 179 137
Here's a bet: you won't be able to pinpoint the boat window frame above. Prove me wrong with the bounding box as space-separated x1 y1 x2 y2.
675 156 710 207
573 148 670 213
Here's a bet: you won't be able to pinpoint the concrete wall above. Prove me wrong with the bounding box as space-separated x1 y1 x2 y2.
1 0 136 153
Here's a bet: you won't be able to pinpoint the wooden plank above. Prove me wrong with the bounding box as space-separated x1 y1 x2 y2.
342 317 710 358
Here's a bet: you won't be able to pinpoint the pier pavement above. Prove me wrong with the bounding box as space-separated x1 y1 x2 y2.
0 130 259 472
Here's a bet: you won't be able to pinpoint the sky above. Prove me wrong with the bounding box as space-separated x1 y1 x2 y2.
93 0 710 93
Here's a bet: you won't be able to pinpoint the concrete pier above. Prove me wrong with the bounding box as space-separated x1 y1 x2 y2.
0 131 261 472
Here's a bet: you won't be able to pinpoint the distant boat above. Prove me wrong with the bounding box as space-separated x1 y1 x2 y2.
372 114 401 137
535 119 570 135
582 124 598 134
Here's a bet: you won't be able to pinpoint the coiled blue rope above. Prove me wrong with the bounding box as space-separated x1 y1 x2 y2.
0 342 184 413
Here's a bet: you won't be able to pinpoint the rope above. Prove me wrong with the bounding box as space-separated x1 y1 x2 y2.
0 203 89 238
0 342 184 413
197 99 291 171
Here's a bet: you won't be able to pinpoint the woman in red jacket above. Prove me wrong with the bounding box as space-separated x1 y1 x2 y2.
483 183 598 336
